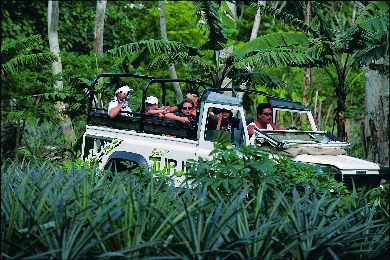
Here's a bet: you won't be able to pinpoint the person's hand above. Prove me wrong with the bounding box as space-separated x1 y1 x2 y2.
158 113 164 118
217 112 223 122
179 117 190 123
162 108 170 114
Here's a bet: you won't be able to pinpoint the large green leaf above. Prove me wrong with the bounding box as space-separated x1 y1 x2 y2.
234 49 325 69
108 39 201 58
232 32 309 59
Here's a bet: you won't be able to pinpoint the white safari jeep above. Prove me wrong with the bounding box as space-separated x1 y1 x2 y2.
82 73 387 189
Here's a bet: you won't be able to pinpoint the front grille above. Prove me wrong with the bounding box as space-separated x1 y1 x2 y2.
342 174 388 190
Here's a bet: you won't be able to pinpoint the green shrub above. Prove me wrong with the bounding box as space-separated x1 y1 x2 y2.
1 152 388 259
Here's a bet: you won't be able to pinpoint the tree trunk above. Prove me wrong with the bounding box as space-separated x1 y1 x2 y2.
250 1 265 41
159 0 183 104
363 55 389 166
301 2 313 123
48 0 75 159
94 0 107 58
220 1 236 90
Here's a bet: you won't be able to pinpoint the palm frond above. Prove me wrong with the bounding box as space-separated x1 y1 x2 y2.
355 1 389 24
108 39 201 57
234 49 326 69
1 34 43 64
232 32 309 59
2 52 57 77
193 1 227 51
353 42 389 71
250 2 320 38
232 72 286 89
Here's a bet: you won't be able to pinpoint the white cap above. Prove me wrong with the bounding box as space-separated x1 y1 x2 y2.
145 96 158 105
116 85 133 94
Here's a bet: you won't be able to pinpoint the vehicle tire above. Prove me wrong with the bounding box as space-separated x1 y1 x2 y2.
105 159 141 181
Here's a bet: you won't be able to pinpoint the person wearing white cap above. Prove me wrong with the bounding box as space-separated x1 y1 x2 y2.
108 82 133 118
145 96 169 118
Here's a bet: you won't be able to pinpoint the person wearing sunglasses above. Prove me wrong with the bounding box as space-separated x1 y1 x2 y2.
247 103 282 134
108 81 133 118
215 108 240 132
160 88 199 116
164 98 196 124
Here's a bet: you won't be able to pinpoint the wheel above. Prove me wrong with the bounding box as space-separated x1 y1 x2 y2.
105 159 141 181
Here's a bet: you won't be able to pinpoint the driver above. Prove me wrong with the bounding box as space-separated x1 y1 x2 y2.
248 103 285 134
108 82 133 118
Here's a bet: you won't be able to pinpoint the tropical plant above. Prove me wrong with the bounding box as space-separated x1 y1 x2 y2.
108 1 317 92
2 157 388 259
1 34 60 161
250 1 389 140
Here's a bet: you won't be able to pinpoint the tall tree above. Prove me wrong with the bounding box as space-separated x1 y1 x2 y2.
159 0 183 103
251 1 388 141
357 2 389 166
48 0 76 157
94 0 107 58
249 1 265 41
1 34 57 161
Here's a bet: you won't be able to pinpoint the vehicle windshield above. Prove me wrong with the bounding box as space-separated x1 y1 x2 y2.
254 129 350 150
261 131 338 143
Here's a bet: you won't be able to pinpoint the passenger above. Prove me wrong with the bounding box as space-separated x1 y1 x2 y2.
145 96 169 118
215 108 240 132
108 82 133 118
164 98 196 125
161 88 199 116
247 103 285 134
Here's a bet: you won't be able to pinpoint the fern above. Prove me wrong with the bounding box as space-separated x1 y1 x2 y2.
234 49 327 69
193 1 227 51
232 72 286 88
109 39 201 57
1 35 57 77
232 32 309 60
250 2 320 38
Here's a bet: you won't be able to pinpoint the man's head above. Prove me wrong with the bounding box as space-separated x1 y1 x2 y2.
145 96 159 110
215 108 232 120
186 88 198 105
256 103 273 125
116 82 133 99
180 98 195 117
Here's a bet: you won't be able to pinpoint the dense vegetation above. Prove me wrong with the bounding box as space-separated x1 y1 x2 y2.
2 136 389 259
1 1 389 258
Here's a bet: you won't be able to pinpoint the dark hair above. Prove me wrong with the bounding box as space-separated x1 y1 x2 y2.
214 107 232 119
257 103 272 115
181 98 195 108
186 88 199 96
117 81 129 89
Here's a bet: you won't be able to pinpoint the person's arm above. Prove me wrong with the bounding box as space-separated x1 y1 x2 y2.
160 105 179 113
108 100 125 118
216 113 223 130
147 108 169 115
247 124 255 135
271 123 285 130
165 113 190 123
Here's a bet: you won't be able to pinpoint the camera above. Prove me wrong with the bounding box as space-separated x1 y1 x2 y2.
120 92 131 101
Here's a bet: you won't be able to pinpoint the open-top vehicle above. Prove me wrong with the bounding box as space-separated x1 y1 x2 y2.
81 73 387 189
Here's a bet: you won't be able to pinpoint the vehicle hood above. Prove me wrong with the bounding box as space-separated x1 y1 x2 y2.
292 154 380 170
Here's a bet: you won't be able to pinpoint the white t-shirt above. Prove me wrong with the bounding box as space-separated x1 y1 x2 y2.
108 97 132 116
249 122 273 130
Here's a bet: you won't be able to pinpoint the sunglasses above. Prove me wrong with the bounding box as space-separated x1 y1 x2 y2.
182 106 193 110
261 113 273 116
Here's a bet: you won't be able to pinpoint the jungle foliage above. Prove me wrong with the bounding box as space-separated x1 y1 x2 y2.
1 137 389 259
